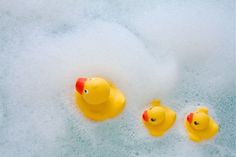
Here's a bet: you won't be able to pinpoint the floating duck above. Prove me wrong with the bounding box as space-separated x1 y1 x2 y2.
185 106 219 142
75 77 126 121
142 99 176 137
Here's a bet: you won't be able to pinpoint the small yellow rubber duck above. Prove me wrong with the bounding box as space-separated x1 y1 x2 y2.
185 106 219 142
142 99 176 137
75 77 126 121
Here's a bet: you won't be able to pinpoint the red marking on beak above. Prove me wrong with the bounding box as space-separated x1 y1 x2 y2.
75 78 87 94
187 113 193 124
142 110 148 122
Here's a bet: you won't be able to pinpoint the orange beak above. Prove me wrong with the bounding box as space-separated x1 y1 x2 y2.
142 110 148 122
75 78 87 94
187 112 193 124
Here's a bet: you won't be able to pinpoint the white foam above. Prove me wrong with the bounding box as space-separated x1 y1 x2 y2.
0 1 235 157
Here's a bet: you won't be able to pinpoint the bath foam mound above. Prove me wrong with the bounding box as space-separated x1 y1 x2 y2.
0 1 235 157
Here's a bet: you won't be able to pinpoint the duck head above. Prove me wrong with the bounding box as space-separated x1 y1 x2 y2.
186 107 210 130
75 77 110 105
142 106 166 125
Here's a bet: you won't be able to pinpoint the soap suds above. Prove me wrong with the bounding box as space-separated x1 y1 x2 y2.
0 1 235 157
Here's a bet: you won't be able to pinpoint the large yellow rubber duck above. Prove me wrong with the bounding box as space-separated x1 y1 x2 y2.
185 106 219 142
75 77 126 121
142 99 176 137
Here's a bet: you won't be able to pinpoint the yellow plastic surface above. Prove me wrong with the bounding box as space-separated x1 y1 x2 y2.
185 106 219 142
142 99 176 137
75 77 125 121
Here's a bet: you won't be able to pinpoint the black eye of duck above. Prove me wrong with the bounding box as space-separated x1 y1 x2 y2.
84 89 89 94
194 121 199 125
151 118 156 122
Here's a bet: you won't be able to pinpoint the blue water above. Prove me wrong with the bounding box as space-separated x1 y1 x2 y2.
0 1 235 157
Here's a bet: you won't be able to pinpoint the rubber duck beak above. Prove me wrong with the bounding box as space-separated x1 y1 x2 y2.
142 110 148 122
75 78 87 94
187 112 193 124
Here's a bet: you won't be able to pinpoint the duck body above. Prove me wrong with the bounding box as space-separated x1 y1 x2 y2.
185 106 219 142
142 100 176 137
75 77 125 121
